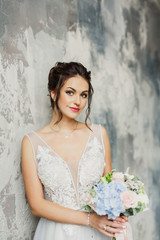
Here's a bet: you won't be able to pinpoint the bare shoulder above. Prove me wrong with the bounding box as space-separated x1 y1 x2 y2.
100 125 110 140
21 125 50 147
21 135 35 161
21 135 35 170
22 135 31 146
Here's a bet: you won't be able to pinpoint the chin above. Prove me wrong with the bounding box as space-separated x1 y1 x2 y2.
62 112 81 120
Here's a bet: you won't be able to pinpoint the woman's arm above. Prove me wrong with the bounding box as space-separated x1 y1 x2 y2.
21 135 126 238
101 126 112 175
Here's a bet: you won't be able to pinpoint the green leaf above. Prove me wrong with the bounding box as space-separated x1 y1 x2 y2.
135 208 141 214
89 188 95 198
83 205 92 211
124 175 128 181
133 208 137 215
141 186 145 194
101 177 107 183
132 176 140 182
123 210 133 216
104 169 116 183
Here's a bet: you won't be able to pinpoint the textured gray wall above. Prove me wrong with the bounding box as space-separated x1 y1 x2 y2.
0 0 160 239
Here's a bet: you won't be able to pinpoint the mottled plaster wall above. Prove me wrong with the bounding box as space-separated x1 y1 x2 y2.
0 0 160 239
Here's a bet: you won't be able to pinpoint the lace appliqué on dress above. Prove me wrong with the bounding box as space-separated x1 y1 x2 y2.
36 146 77 209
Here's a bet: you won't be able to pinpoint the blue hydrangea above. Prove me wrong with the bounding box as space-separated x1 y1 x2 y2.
94 181 127 219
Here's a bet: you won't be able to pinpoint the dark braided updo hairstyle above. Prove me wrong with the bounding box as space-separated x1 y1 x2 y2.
48 62 94 128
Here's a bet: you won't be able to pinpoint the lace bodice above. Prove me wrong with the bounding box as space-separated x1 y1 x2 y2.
26 124 106 211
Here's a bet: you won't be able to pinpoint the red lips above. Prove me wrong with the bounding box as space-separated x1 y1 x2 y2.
69 107 80 112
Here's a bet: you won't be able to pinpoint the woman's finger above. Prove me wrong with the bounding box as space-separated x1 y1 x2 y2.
104 225 126 234
115 217 125 222
121 215 128 222
115 216 128 224
106 220 126 229
99 228 115 238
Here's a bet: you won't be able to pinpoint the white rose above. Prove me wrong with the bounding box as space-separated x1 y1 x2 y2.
138 194 149 205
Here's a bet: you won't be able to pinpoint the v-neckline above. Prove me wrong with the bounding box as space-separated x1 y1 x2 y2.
32 123 93 164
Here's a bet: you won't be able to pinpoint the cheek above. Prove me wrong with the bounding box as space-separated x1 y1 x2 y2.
59 93 69 105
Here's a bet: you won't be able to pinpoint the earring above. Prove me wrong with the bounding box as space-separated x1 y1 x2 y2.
51 95 55 102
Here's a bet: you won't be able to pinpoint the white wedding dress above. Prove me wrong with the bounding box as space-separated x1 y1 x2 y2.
26 124 110 240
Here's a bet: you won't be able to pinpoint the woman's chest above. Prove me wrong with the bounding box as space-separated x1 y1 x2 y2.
36 137 105 191
40 133 90 162
48 140 87 162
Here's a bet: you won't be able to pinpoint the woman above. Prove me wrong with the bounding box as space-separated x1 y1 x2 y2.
21 62 127 240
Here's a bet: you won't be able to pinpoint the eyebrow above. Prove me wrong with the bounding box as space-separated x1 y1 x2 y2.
66 87 89 93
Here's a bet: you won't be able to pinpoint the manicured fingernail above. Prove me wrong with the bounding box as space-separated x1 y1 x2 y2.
122 219 125 222
120 230 123 233
123 226 126 228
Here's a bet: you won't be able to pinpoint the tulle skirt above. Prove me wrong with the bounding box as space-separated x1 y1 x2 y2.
33 217 111 240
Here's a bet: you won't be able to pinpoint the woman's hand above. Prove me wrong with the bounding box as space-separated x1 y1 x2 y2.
121 215 128 222
89 213 127 238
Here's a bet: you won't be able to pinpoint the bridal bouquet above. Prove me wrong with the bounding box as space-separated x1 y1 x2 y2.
84 169 149 240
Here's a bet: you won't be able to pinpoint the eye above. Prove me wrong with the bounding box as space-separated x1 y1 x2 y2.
66 91 74 96
81 93 88 98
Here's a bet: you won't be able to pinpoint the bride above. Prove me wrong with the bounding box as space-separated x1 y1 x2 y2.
21 62 127 240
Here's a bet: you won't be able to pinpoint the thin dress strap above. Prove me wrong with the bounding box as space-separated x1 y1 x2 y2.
25 132 48 165
88 124 105 157
99 124 105 156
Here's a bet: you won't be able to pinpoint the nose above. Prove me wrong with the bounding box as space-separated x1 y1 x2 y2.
74 94 81 106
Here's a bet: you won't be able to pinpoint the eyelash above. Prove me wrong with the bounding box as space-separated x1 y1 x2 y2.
65 91 88 98
66 91 74 96
81 93 88 98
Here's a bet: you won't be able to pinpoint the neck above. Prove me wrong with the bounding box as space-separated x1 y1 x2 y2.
50 111 77 131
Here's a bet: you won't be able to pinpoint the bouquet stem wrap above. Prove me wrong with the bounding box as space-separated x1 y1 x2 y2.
115 222 133 240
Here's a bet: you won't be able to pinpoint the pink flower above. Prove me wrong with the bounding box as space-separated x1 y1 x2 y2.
121 191 138 209
112 172 125 182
